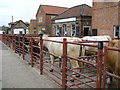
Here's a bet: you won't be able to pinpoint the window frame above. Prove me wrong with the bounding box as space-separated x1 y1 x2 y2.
114 25 120 38
71 24 76 36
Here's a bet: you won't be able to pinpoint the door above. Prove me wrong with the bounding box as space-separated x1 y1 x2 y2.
76 26 80 36
83 27 90 36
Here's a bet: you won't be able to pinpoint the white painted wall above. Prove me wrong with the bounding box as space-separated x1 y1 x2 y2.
0 31 4 34
55 17 76 23
13 29 28 34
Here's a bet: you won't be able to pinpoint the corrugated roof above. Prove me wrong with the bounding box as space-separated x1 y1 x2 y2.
52 4 92 20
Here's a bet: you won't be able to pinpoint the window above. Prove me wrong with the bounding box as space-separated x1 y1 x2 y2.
71 24 76 36
114 25 120 38
92 29 97 36
39 17 42 23
55 25 60 36
63 24 67 35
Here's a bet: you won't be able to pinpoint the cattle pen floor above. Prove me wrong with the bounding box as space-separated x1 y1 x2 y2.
24 51 98 88
0 41 58 88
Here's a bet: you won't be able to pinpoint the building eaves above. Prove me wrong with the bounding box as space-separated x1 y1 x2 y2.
52 4 92 21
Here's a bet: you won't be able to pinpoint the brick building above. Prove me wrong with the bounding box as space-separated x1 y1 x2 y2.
36 5 68 35
52 4 92 36
92 0 120 38
28 19 37 34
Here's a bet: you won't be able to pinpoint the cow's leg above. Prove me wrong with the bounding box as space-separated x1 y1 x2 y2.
107 70 113 85
70 60 81 82
50 55 54 72
59 58 62 72
109 70 113 83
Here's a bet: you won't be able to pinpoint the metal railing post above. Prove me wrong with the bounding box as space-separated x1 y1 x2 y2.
102 46 107 89
96 41 103 88
11 35 13 49
12 35 15 50
6 34 8 45
30 37 34 67
19 34 21 56
62 38 67 89
14 35 17 53
40 34 43 75
22 34 25 60
10 35 12 49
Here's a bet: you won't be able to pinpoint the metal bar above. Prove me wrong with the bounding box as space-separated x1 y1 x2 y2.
40 34 43 74
43 68 62 87
96 41 103 88
14 35 16 53
106 72 120 79
44 63 62 75
62 38 67 89
102 46 107 88
67 68 96 82
68 56 96 67
12 35 14 50
106 46 120 52
30 37 34 67
43 39 63 43
22 34 25 60
18 35 21 56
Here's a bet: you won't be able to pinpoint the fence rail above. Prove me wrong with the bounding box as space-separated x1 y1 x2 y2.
1 34 120 89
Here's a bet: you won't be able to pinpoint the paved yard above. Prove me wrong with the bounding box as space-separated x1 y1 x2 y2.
0 41 58 88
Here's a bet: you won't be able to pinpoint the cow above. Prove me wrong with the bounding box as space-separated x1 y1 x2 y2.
81 35 111 56
79 35 112 68
81 35 111 41
39 34 83 80
107 39 120 88
24 36 40 59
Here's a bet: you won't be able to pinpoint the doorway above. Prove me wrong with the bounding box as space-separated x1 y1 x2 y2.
83 26 91 36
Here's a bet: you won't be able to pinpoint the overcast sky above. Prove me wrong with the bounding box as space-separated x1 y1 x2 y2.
0 0 92 26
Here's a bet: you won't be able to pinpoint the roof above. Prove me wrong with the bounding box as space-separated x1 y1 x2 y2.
52 4 92 20
8 20 29 27
8 20 29 28
36 5 68 16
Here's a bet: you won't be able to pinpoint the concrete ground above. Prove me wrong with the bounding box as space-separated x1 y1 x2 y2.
0 41 58 88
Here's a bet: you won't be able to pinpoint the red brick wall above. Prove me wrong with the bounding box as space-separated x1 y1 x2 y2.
36 7 46 33
45 15 53 35
118 2 120 25
92 2 119 37
36 7 56 35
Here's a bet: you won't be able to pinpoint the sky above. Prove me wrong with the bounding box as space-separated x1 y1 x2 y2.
0 0 92 26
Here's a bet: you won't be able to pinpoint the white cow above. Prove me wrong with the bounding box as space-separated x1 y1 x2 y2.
40 35 83 79
81 35 111 41
81 35 112 56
